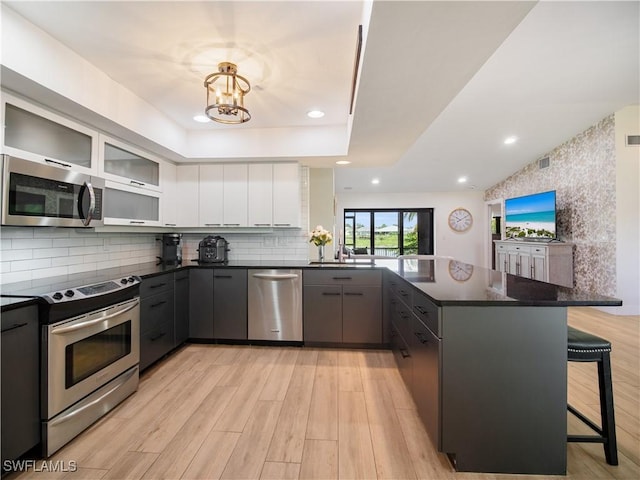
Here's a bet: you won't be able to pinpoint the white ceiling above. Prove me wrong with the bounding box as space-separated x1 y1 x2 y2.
2 1 639 193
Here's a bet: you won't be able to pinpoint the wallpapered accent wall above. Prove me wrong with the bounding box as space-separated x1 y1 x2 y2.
485 115 616 295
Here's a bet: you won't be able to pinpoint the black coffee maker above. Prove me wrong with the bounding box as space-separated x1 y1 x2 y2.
157 233 182 265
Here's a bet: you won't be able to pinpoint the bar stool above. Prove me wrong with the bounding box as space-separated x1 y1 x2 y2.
567 326 618 465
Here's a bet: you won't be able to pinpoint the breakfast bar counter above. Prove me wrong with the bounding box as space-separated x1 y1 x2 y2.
379 257 621 475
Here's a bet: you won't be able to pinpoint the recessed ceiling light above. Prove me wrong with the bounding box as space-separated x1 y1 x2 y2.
458 176 468 183
336 160 351 165
193 115 210 123
371 178 380 185
307 110 325 119
504 136 518 145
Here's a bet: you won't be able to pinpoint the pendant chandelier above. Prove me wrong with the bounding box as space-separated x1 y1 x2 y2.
204 62 251 124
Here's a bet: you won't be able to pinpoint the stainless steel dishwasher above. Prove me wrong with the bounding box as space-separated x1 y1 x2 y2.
248 269 302 341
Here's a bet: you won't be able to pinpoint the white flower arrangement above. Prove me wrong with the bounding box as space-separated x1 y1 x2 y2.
309 225 333 246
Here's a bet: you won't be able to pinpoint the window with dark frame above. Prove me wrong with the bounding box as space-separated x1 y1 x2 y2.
343 208 434 257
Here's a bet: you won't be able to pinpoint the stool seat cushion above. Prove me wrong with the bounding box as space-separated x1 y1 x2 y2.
568 326 611 352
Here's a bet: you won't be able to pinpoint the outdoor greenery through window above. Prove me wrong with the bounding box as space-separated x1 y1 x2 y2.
343 208 434 257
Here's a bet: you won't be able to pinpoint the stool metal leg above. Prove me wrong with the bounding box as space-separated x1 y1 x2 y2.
599 352 618 465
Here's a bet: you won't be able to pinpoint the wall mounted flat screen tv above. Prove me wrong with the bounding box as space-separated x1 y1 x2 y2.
505 190 556 240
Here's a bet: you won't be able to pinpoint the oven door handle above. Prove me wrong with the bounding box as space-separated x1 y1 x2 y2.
52 300 139 335
47 367 138 426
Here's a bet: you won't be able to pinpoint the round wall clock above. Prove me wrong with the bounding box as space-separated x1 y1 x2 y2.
448 260 474 282
448 208 473 232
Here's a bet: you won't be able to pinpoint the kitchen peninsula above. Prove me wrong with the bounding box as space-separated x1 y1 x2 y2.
1 258 621 475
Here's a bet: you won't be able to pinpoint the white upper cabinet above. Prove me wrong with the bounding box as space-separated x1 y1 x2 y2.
2 92 98 175
161 162 178 227
98 135 162 192
176 165 200 227
222 164 248 227
273 163 300 228
198 164 223 227
248 163 273 227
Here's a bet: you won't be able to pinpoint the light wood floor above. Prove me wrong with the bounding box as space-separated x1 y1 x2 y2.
10 307 640 480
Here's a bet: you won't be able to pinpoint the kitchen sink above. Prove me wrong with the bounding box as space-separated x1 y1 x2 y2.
307 261 372 267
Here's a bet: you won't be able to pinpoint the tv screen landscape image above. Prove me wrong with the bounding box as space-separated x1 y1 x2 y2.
505 190 556 239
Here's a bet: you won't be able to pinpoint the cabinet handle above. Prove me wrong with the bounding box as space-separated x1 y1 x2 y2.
274 223 291 226
175 276 188 282
130 180 145 186
344 292 363 296
150 301 167 308
149 332 166 342
204 223 221 226
214 275 233 279
45 158 72 168
223 223 240 226
400 313 410 320
322 292 341 296
149 283 167 289
414 305 427 316
130 221 146 224
332 276 352 280
400 349 411 359
414 332 428 344
253 223 271 226
270 329 280 333
164 223 176 226
399 289 409 297
1 322 28 333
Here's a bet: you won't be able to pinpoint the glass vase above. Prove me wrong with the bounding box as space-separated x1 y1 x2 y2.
318 244 325 263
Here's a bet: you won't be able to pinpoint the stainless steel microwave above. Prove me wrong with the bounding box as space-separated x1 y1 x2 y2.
1 155 104 227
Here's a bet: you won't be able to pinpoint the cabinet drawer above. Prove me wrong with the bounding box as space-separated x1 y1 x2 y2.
507 244 532 254
140 320 175 371
140 273 174 298
304 269 381 286
413 292 440 337
393 300 414 344
140 292 174 333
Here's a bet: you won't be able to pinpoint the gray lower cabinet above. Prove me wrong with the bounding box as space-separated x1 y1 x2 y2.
140 273 175 371
188 268 248 340
174 270 190 345
1 305 40 463
303 270 382 344
213 269 247 340
303 285 342 342
189 269 214 339
387 272 441 449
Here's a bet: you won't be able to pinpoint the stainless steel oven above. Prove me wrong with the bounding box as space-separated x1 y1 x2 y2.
39 276 140 456
1 155 104 227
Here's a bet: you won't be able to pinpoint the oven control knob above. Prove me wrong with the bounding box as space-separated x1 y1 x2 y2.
121 278 128 284
64 290 74 297
52 292 63 301
128 277 136 283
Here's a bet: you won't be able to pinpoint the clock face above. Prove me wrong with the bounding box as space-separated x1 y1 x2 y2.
448 208 473 232
448 260 474 282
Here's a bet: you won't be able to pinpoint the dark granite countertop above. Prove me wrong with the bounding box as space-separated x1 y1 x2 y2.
379 258 622 307
1 257 622 311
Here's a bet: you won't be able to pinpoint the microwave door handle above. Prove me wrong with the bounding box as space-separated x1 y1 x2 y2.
79 181 96 226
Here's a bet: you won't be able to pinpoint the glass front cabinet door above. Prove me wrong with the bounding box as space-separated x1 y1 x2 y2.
2 93 98 175
98 135 162 192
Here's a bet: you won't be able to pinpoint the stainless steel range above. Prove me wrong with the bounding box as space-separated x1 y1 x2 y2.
39 276 141 456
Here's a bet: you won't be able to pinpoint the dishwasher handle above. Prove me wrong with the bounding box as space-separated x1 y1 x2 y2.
252 273 299 280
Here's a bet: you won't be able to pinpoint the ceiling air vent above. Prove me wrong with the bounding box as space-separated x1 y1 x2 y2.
625 135 640 146
538 157 550 169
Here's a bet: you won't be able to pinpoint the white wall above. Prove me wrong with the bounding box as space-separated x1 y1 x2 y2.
612 106 640 315
336 190 486 265
308 168 335 260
